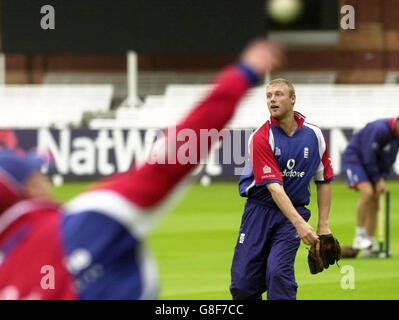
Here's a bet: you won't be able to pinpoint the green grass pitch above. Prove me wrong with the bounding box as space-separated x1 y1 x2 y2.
53 180 399 300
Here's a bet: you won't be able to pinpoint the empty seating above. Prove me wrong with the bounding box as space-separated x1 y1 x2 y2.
89 83 399 130
0 84 113 128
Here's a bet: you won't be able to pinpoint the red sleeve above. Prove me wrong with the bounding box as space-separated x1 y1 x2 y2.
250 122 283 184
91 65 253 208
321 140 334 181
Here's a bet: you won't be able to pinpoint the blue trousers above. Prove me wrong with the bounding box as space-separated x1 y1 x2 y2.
230 199 310 300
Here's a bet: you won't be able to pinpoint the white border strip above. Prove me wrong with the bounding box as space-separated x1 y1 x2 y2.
268 31 339 46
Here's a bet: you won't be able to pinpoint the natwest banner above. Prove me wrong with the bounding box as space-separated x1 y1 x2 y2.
0 127 398 181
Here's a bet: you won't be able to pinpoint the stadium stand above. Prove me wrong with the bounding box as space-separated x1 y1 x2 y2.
44 72 126 108
0 84 113 128
44 71 217 107
89 82 399 130
88 71 338 129
1 70 397 130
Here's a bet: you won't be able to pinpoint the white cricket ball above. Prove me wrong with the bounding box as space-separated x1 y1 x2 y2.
200 175 211 187
52 174 64 187
266 0 303 25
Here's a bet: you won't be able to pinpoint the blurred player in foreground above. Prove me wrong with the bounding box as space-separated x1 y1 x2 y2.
230 78 339 300
0 39 282 299
342 117 399 257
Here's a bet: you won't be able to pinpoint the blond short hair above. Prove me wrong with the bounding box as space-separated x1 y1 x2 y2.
266 78 295 97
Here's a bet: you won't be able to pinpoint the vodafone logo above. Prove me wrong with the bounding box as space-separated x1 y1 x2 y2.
282 159 305 178
287 159 295 170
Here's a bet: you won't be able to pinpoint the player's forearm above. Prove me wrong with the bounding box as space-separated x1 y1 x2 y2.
267 182 319 245
316 182 332 234
267 183 307 228
365 161 381 183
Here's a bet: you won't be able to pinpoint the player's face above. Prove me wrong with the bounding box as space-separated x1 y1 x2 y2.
23 172 53 200
266 84 296 120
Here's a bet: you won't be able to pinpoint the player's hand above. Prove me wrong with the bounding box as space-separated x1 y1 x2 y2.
375 178 387 195
296 221 319 245
240 39 283 76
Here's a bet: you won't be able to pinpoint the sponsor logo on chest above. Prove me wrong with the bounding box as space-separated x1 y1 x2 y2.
281 159 306 178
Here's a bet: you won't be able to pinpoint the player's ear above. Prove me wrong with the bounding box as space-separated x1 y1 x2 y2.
291 93 296 106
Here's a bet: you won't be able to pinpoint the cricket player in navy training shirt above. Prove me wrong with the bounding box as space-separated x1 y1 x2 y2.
342 117 399 257
230 78 335 300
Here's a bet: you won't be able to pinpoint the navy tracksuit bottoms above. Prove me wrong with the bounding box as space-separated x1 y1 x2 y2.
230 198 311 300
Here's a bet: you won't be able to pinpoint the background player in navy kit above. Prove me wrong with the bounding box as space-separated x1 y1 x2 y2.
342 117 399 257
230 78 335 300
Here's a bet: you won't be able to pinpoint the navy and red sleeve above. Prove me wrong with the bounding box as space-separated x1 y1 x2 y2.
91 64 259 209
313 127 334 183
300 122 334 183
250 122 283 185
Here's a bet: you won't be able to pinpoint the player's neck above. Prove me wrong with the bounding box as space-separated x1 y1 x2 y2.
277 115 298 137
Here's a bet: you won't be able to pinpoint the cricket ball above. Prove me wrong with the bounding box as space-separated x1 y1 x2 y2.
266 0 303 25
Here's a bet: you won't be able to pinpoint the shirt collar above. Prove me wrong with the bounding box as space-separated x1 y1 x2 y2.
270 111 306 128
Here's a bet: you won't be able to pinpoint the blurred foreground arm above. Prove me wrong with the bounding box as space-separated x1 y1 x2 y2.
96 40 283 209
